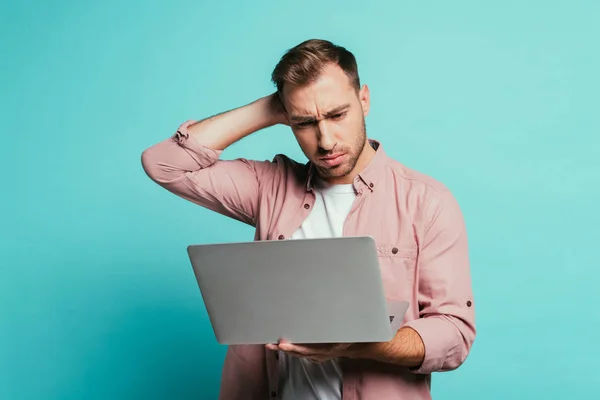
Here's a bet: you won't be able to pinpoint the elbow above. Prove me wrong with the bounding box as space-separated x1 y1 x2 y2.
445 323 476 372
141 148 161 183
405 315 476 374
426 335 473 374
444 343 471 372
409 315 476 374
140 132 210 185
140 147 182 185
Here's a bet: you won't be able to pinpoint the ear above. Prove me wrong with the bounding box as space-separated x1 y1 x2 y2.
358 84 370 117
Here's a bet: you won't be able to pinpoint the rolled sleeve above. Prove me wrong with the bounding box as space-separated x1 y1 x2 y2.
172 120 223 169
141 120 278 226
404 315 472 374
405 189 476 374
142 120 223 184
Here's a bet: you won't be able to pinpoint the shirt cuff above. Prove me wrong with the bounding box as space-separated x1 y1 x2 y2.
403 317 458 374
172 119 223 168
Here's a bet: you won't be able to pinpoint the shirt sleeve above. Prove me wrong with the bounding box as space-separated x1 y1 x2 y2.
141 120 276 226
403 189 476 374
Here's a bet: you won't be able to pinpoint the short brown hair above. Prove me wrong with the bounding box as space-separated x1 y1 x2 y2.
271 39 360 95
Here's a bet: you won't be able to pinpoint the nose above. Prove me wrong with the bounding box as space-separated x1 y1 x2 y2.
317 121 336 152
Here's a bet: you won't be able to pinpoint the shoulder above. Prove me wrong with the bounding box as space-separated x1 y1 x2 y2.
381 153 463 226
269 153 308 174
250 153 309 186
384 156 450 196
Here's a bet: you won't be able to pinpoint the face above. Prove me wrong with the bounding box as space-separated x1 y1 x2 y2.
281 63 374 184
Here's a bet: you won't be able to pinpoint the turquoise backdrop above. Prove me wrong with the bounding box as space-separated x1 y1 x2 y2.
2 0 598 399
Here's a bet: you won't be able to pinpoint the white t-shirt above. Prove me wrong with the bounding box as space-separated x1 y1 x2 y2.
278 178 357 400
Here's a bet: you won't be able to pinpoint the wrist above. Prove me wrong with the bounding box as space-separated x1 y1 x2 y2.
246 97 276 128
256 93 288 127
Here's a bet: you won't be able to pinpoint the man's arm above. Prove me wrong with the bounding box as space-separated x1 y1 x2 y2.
346 326 425 367
271 190 475 370
402 189 476 372
350 189 475 372
271 189 475 371
185 93 288 150
141 94 287 225
271 327 425 367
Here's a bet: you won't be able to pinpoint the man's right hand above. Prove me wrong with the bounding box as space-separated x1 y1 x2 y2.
265 92 289 127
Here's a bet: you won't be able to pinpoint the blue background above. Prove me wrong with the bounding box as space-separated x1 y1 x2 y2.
2 1 598 399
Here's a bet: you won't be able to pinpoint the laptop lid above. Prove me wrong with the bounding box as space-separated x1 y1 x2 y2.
187 236 406 345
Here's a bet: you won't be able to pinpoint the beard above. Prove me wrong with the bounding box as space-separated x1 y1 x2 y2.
315 117 367 180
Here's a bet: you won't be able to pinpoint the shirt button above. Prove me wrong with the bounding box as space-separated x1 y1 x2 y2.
278 235 284 240
271 391 277 397
391 247 398 254
369 182 374 188
304 203 310 209
467 301 472 307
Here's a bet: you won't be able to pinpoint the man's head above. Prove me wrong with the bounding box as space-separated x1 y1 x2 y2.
271 39 375 185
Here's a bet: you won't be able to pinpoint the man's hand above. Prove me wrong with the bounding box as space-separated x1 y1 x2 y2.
266 340 353 363
265 92 289 126
266 327 426 368
185 92 290 151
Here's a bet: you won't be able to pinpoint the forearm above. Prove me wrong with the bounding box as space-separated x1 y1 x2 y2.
188 95 280 150
348 326 425 368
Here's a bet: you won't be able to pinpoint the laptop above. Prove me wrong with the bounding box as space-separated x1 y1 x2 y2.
187 236 408 345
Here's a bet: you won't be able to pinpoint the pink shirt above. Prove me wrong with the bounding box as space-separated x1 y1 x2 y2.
141 120 476 400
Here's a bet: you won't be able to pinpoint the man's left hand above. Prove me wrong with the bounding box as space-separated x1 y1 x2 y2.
266 341 355 363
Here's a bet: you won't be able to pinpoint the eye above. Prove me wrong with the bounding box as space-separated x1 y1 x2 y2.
331 112 346 120
296 121 313 129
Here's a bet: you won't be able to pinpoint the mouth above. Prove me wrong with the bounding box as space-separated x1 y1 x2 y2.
319 153 346 167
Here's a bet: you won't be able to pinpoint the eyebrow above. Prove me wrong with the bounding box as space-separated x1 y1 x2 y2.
290 104 350 123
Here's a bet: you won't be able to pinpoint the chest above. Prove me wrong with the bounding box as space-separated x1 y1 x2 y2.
256 188 421 315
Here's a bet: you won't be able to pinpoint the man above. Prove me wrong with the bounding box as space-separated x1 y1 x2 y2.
142 39 476 400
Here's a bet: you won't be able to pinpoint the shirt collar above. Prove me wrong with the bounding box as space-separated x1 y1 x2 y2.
305 139 387 192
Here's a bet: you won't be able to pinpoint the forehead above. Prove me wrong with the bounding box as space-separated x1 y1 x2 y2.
282 64 357 115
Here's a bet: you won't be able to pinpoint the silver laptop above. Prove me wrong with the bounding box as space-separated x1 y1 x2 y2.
187 236 408 345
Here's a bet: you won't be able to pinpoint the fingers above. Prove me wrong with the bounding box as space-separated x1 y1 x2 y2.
265 341 353 361
278 342 325 355
265 343 328 357
265 342 342 364
264 345 321 362
265 338 291 352
331 343 353 351
266 342 348 353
